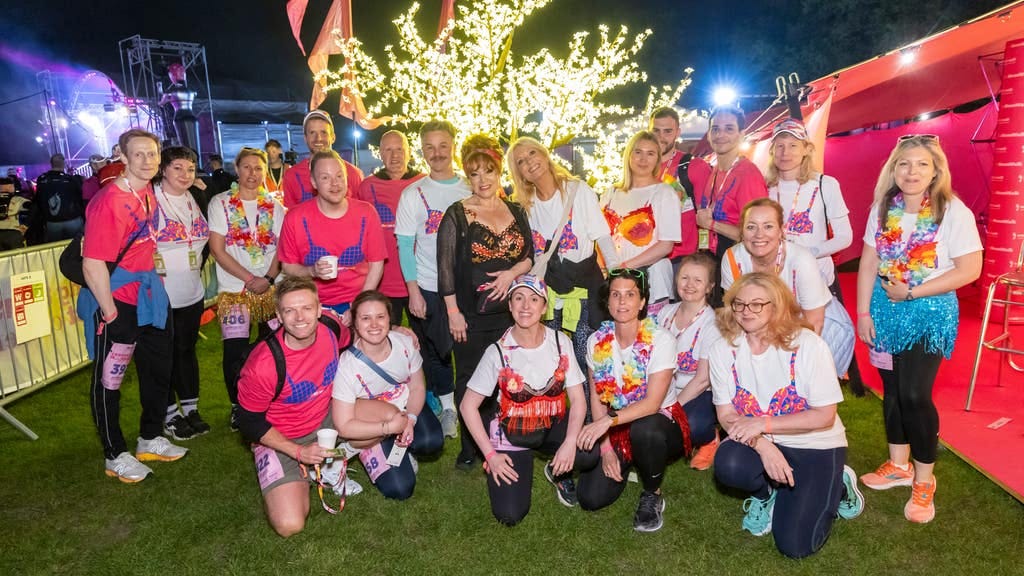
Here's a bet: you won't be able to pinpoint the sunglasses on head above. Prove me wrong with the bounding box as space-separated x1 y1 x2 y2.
897 134 939 144
608 268 647 292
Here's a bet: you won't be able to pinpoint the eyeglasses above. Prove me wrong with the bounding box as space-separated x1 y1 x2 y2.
730 300 772 314
609 268 647 292
897 134 939 144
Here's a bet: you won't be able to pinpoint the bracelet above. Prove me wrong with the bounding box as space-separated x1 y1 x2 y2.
484 450 496 461
610 415 619 427
244 273 255 283
407 413 418 424
600 444 613 455
857 311 871 318
263 274 275 284
447 306 460 315
294 444 302 464
102 310 119 323
764 414 772 434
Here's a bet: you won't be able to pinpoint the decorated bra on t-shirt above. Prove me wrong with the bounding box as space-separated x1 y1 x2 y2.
676 328 702 374
300 215 366 269
155 199 209 243
468 212 525 263
493 331 568 434
603 203 655 247
366 183 396 229
417 186 444 235
281 338 340 405
222 186 277 261
729 349 808 417
781 183 820 236
531 214 579 257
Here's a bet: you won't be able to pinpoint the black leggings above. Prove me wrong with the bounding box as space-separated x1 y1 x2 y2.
879 342 943 463
487 414 600 526
453 325 507 460
577 411 684 510
714 440 846 559
168 299 204 407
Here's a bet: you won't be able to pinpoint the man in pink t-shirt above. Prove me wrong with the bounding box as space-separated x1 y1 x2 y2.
282 110 363 208
236 276 352 537
354 130 425 317
278 150 385 319
80 129 186 484
694 105 768 260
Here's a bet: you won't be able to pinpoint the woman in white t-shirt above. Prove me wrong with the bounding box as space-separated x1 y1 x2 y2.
576 269 689 533
710 272 863 558
722 198 832 334
208 147 285 429
600 131 682 316
153 147 210 440
509 137 618 413
855 135 983 524
654 252 721 471
462 275 596 525
331 290 443 500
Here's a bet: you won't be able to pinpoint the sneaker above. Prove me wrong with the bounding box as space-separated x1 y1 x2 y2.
319 461 363 496
742 490 776 536
185 411 211 436
440 409 458 439
633 490 666 532
861 460 915 490
904 476 937 523
343 476 364 496
838 465 865 520
690 438 718 471
455 452 477 471
543 462 578 507
136 436 189 462
229 404 240 432
163 414 196 441
104 452 153 483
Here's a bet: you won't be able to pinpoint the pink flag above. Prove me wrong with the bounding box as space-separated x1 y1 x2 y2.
308 0 349 111
286 0 309 56
438 0 456 40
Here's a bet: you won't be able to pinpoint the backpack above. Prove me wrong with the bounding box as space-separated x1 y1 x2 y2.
261 314 344 402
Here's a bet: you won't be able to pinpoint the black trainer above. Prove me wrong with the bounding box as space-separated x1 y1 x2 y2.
229 405 241 432
633 490 666 532
164 414 196 441
185 411 211 436
543 462 578 507
455 451 477 471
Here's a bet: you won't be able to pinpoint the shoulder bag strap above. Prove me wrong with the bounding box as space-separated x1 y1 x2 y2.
530 184 577 277
350 342 402 387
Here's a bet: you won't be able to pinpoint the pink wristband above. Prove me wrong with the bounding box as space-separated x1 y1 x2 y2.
857 312 871 318
484 450 496 461
294 445 302 463
600 444 613 455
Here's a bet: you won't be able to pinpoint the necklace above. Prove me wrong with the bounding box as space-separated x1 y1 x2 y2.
223 184 277 261
875 193 939 287
592 318 656 410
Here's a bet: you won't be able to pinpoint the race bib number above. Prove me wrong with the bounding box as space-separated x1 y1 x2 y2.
869 348 893 371
101 343 136 390
488 419 529 452
220 304 251 340
253 445 285 490
387 443 408 467
358 443 392 482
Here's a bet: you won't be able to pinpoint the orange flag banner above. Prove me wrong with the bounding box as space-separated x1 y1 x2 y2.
286 0 309 56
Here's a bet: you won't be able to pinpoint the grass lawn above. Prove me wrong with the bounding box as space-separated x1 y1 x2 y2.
1 322 1022 576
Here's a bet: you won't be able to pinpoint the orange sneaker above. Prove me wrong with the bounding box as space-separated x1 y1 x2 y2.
860 460 915 490
690 438 718 471
904 476 937 523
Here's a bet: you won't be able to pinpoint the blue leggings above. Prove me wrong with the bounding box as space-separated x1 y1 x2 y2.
370 409 444 500
714 440 846 559
682 390 717 448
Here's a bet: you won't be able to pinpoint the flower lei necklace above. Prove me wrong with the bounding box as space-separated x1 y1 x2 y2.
875 192 939 287
592 318 656 410
224 184 277 261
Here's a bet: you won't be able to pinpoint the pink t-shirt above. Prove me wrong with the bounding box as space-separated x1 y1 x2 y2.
238 316 351 439
282 157 364 209
355 171 425 298
82 180 159 305
278 198 386 306
695 156 767 226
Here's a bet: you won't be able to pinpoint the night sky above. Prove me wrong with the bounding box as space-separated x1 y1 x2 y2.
0 0 1005 165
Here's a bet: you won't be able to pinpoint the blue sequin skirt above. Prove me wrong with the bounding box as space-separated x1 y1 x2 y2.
870 278 959 359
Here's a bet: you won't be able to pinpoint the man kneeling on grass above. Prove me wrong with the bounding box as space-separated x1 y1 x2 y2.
236 275 360 537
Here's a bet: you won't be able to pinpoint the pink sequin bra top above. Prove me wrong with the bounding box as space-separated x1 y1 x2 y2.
729 349 809 417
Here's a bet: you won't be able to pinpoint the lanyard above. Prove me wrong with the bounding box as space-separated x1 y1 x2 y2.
123 177 155 242
159 187 196 248
703 157 738 209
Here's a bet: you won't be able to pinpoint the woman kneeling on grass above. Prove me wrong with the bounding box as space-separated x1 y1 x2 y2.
576 268 690 533
331 290 444 500
710 272 864 558
462 274 597 525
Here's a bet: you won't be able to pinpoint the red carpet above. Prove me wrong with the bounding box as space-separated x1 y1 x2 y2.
839 273 1024 503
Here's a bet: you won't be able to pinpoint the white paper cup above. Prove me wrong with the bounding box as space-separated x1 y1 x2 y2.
316 428 338 449
318 255 339 280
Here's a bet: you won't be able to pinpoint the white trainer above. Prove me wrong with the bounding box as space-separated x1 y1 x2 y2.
105 452 153 483
136 436 189 462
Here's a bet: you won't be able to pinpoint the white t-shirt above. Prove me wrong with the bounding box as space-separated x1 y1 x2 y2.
153 186 209 308
771 174 850 284
862 196 982 285
528 180 608 264
721 241 832 312
654 303 722 393
394 176 471 292
601 183 682 302
332 332 423 410
207 191 286 293
709 329 847 450
468 327 584 401
585 324 679 409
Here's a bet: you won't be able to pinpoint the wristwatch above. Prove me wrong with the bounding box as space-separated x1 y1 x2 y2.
264 274 275 284
906 287 915 301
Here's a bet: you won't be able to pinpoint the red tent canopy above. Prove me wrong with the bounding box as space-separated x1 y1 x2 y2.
803 1 1024 134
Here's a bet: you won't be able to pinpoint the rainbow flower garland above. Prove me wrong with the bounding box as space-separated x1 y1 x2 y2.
875 193 939 287
224 184 277 262
592 318 656 410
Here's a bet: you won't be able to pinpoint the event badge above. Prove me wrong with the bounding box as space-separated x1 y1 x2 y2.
188 250 200 271
153 253 167 275
698 228 710 250
869 348 893 371
387 443 407 467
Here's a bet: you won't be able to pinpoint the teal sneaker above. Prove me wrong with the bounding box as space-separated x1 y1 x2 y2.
838 465 865 520
742 490 776 536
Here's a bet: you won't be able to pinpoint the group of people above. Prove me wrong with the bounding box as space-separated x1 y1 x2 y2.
74 104 982 556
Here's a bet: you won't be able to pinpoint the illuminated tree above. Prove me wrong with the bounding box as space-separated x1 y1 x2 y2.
317 0 694 190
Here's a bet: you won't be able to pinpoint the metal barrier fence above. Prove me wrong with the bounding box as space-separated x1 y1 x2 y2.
0 241 219 439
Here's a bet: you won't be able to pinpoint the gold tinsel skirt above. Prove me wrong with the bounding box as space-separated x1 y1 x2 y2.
217 287 277 325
